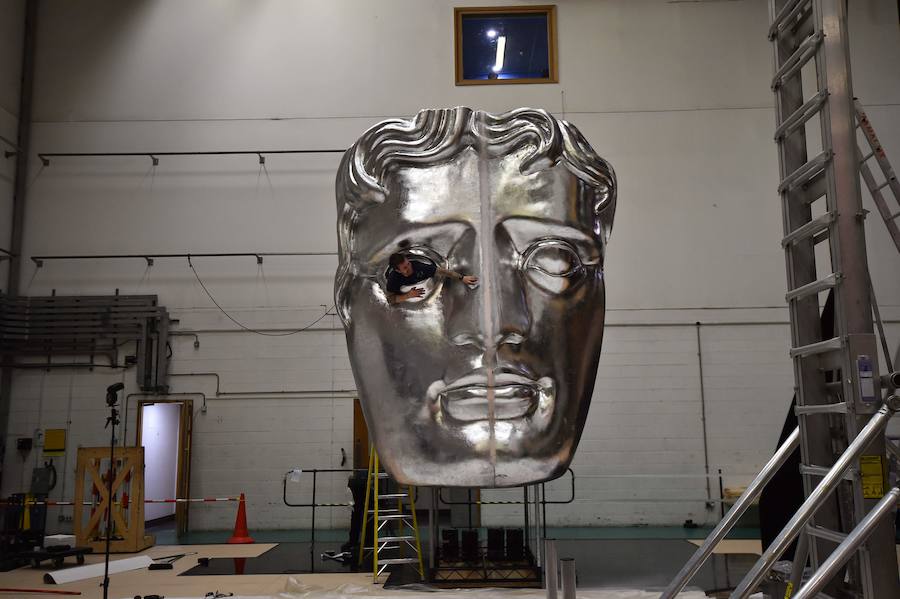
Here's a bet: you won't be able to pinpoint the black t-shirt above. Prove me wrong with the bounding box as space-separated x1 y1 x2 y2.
386 260 437 294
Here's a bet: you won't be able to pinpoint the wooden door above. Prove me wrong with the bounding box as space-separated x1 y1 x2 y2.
352 398 370 469
175 401 192 535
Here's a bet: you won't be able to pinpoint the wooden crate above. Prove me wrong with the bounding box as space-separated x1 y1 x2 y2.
73 447 154 553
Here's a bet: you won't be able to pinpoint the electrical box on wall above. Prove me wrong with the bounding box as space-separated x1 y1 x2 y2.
31 464 56 495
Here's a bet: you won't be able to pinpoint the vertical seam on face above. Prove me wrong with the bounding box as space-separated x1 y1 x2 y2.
475 116 498 482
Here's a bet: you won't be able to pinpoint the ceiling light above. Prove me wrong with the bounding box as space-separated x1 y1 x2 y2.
493 35 506 74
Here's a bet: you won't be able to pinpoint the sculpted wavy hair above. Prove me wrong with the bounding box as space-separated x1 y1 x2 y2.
335 107 616 322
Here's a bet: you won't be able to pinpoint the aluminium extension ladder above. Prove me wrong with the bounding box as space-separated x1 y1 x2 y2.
757 1 900 596
855 98 900 256
663 2 900 598
357 446 425 582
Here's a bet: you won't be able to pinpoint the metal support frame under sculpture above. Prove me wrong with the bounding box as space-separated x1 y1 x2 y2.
335 107 616 487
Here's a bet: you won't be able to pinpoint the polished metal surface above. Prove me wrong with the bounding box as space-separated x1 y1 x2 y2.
335 107 616 487
544 539 558 599
560 558 577 599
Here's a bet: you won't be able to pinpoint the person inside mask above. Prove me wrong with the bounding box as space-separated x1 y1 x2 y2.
385 253 478 304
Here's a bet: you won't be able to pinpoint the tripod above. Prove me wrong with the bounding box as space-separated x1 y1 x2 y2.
102 382 124 599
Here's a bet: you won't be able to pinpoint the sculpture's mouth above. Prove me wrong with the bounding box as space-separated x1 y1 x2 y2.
433 371 554 422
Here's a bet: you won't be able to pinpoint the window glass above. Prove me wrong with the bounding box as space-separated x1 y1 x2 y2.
455 7 556 85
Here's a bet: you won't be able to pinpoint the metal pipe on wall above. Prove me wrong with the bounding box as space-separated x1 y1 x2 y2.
164 320 897 335
56 372 77 519
31 251 337 267
166 319 799 337
695 322 713 509
168 372 221 394
172 327 343 337
169 370 357 400
36 148 346 166
0 0 38 490
4 0 35 297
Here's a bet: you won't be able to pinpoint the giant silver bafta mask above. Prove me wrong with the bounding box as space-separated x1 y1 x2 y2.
335 107 616 487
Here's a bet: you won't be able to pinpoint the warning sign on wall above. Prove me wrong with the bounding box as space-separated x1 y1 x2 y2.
859 455 884 499
43 428 66 457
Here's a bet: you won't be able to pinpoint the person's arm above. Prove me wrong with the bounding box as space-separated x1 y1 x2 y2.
437 268 478 286
436 267 463 281
387 288 425 304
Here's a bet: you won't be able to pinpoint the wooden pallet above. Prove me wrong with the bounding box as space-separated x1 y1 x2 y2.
73 447 154 553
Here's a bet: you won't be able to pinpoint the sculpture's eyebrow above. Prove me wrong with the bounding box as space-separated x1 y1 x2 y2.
365 221 471 263
501 217 602 260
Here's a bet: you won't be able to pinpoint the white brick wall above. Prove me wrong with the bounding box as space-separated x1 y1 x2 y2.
1 354 358 532
5 310 900 531
2 0 899 532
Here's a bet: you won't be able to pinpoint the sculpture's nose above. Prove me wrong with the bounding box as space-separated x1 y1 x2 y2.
445 228 483 348
493 227 531 348
447 226 531 350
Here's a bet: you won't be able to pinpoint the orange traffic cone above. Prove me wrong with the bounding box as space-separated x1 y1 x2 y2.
232 556 246 575
227 493 255 544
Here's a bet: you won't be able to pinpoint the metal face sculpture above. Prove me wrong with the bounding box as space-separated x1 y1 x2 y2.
335 107 616 487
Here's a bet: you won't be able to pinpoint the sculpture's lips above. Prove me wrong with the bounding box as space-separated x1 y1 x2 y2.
439 372 544 422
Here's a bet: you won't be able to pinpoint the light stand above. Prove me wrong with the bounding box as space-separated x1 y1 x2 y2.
102 382 124 599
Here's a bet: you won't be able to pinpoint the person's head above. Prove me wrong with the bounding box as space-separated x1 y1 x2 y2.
389 252 414 277
335 107 616 487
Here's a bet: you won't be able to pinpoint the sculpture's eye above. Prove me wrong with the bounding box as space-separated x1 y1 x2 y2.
521 240 584 293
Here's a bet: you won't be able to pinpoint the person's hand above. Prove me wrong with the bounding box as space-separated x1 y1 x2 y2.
405 287 425 299
462 275 478 286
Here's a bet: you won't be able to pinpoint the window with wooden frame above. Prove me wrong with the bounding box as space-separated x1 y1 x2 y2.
454 5 558 85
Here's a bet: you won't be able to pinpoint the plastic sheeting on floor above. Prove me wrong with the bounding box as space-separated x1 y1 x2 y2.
282 580 710 599
116 576 715 599
47 554 154 584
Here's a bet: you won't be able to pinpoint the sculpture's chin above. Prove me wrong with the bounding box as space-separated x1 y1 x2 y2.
365 377 574 487
385 453 572 488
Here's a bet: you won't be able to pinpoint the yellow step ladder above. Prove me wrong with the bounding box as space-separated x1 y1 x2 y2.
357 446 424 582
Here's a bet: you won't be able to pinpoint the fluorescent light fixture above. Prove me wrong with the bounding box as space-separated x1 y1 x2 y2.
486 29 498 38
492 35 506 73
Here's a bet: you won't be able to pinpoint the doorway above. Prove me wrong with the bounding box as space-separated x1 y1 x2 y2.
137 400 193 536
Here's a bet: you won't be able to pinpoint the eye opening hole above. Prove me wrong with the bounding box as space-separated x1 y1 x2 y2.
381 248 445 304
383 252 439 280
521 240 584 277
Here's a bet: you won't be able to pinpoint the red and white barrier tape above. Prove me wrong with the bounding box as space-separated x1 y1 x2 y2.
1 496 240 506
145 497 240 504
